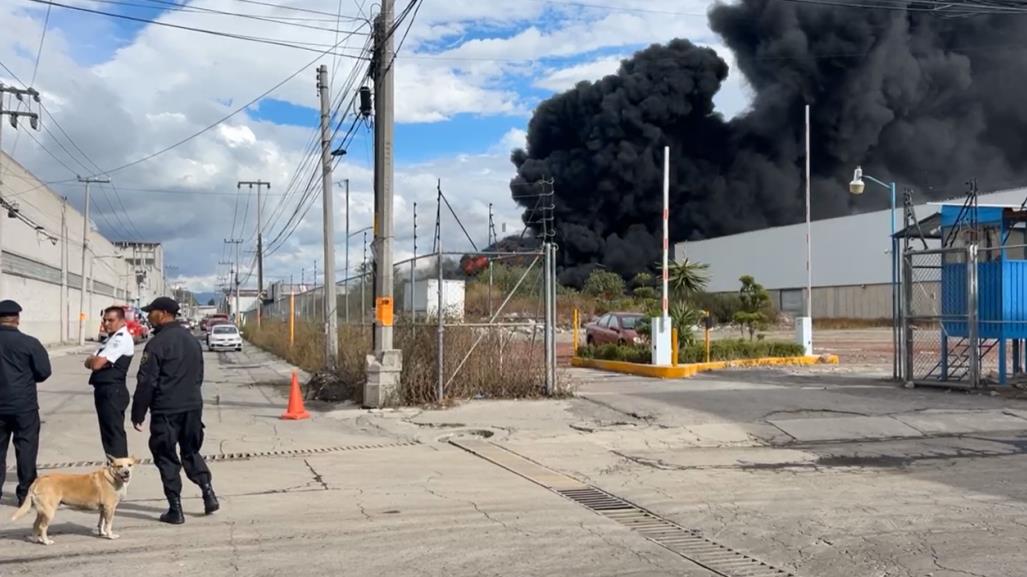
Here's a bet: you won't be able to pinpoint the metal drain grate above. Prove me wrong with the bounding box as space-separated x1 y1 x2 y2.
558 487 796 577
17 440 420 472
453 439 798 577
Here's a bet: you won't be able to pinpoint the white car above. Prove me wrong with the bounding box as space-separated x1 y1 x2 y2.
207 324 243 352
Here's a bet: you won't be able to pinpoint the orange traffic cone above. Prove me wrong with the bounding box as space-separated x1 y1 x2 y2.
281 371 310 420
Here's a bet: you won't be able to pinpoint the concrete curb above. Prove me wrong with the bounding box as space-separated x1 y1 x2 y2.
570 354 840 379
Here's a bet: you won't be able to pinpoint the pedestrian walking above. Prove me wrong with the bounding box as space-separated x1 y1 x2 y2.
131 296 218 524
84 306 134 458
0 300 52 506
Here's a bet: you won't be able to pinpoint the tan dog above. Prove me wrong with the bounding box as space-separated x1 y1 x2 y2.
11 455 137 545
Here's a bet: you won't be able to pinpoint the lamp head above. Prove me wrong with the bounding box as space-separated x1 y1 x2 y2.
849 166 865 195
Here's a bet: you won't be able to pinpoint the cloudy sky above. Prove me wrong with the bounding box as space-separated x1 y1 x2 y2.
0 0 750 293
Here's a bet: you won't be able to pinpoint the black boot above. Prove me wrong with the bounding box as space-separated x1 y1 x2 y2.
201 483 220 515
160 494 185 524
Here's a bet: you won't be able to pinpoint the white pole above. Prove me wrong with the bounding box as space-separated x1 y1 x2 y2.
662 145 670 320
805 105 812 319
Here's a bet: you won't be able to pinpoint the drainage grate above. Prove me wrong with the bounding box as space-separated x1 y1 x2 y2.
558 487 795 577
452 439 797 577
16 440 420 472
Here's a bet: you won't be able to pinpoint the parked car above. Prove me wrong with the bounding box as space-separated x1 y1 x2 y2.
585 312 645 346
207 324 243 352
200 314 230 334
97 305 150 343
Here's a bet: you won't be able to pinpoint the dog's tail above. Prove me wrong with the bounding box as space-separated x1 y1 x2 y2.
10 484 36 521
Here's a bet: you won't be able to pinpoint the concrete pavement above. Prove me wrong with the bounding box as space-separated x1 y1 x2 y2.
4 343 1027 576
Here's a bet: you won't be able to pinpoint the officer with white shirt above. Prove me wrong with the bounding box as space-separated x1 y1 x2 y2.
84 306 134 458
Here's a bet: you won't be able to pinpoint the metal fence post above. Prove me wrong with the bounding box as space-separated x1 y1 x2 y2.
436 247 444 404
968 244 979 387
543 242 554 395
902 249 914 383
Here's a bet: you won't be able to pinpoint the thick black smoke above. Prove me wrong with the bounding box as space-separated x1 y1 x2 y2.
511 0 1027 286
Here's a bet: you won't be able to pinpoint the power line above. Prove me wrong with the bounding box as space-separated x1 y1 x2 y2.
94 24 369 177
23 0 373 58
82 0 371 34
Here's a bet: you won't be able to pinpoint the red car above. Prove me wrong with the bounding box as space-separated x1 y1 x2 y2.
585 312 644 346
97 305 150 343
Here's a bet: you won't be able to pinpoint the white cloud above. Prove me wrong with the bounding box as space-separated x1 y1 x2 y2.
0 0 754 291
218 124 257 148
534 55 624 92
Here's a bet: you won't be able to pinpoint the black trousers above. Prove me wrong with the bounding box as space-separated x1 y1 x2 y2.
93 385 129 458
0 411 40 503
149 410 212 497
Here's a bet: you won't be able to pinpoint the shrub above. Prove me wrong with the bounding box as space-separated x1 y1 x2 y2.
583 269 626 299
680 339 805 363
632 286 659 300
695 292 743 325
578 338 805 365
579 343 652 364
733 275 774 340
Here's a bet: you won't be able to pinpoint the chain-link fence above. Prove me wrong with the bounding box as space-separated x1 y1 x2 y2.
245 181 558 404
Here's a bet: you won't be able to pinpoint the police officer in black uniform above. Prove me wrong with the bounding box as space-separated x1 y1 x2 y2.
0 300 52 505
131 297 219 524
85 306 134 457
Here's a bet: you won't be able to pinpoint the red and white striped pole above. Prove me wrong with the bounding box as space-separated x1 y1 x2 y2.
662 145 670 320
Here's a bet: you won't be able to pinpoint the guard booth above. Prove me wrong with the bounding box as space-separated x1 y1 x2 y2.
900 197 1027 387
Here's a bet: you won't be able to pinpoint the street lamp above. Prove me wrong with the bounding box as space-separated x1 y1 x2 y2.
849 166 899 380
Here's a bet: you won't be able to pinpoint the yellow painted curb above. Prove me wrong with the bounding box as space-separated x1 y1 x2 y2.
570 354 840 379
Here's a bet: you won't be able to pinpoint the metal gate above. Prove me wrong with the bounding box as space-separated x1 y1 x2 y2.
902 245 979 387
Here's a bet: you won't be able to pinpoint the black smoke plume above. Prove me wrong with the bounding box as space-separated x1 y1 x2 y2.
511 0 1027 286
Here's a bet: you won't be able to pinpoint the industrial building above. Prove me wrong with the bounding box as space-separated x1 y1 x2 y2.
0 152 165 343
675 187 1027 319
115 240 166 306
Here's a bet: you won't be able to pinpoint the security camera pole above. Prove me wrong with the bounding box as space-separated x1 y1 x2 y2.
365 0 402 407
77 175 111 346
0 84 41 296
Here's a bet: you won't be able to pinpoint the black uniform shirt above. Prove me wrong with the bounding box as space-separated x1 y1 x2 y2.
0 325 52 414
131 321 204 423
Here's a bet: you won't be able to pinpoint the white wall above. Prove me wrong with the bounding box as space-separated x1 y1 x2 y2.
676 187 1027 293
0 152 134 344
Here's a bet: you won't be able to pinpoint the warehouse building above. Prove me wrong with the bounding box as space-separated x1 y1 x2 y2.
0 151 163 343
674 187 1027 319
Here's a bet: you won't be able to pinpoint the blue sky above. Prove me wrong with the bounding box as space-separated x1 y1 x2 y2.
0 0 742 290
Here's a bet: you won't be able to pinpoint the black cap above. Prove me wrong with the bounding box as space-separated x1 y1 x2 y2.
0 300 22 315
141 296 180 315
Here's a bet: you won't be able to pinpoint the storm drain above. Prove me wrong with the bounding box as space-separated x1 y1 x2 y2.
452 439 797 577
20 440 420 472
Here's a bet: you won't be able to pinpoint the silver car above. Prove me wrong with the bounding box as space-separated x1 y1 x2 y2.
207 324 243 352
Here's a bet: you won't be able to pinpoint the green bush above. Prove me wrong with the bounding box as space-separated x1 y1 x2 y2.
695 292 743 324
632 286 659 300
579 343 651 364
578 339 804 366
583 269 626 299
680 339 805 363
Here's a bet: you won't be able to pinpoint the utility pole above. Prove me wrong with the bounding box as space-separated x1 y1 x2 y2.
339 178 349 325
238 180 271 327
77 175 110 346
0 84 41 296
365 0 402 407
224 239 242 325
317 64 340 369
60 198 68 342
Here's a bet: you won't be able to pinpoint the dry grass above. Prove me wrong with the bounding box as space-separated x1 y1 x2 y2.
246 320 561 406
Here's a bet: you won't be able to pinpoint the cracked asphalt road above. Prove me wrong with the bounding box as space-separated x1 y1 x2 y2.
0 344 713 576
6 345 1027 576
